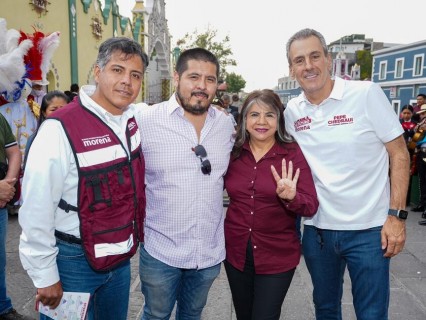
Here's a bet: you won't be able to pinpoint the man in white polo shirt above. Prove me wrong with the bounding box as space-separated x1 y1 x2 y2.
284 28 410 320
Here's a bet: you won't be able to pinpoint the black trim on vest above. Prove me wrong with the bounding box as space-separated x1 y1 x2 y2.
58 199 78 213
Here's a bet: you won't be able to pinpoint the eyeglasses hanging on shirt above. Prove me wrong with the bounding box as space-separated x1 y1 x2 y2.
193 145 212 175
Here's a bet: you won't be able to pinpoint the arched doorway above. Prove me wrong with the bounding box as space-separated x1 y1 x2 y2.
146 40 171 104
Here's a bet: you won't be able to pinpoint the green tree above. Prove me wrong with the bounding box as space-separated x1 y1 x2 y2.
356 50 372 80
176 27 236 81
226 72 246 93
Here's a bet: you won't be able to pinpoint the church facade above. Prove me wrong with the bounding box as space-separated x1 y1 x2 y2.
1 0 172 103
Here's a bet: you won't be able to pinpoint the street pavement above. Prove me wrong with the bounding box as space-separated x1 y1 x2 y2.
6 208 426 320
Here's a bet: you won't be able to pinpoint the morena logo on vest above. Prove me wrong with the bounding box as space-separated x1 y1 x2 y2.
128 121 136 131
82 135 112 147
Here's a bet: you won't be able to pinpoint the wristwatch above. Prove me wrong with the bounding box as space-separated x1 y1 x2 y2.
388 209 408 220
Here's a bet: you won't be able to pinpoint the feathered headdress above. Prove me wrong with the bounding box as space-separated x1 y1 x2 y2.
0 18 33 96
19 28 60 85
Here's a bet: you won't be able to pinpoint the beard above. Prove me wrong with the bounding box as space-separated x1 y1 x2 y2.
176 86 211 115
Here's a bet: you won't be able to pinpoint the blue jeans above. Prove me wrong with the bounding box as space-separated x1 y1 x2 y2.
40 238 131 320
0 208 13 315
139 244 220 320
302 225 390 320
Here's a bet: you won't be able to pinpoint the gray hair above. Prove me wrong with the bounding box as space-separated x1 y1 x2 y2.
286 28 328 65
96 37 149 71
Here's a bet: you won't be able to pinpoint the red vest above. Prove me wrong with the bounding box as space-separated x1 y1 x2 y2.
51 99 145 271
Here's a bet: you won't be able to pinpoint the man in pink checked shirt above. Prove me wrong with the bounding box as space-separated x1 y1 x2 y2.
137 48 235 320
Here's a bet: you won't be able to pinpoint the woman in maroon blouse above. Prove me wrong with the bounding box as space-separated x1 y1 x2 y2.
224 89 318 320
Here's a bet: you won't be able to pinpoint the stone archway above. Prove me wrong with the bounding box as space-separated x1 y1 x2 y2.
46 67 60 92
146 40 171 104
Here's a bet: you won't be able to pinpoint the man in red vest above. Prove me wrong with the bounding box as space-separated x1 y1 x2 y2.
19 37 148 320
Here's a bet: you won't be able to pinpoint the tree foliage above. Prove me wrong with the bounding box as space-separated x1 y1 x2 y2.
226 72 246 93
356 50 372 80
176 27 237 81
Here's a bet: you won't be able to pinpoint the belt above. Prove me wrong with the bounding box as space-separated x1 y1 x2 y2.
55 230 82 245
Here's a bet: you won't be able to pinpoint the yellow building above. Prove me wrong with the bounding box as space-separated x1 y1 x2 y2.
1 0 173 103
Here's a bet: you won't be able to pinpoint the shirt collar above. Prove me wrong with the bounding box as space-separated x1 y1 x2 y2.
80 85 135 121
240 140 288 157
329 76 345 100
296 76 344 107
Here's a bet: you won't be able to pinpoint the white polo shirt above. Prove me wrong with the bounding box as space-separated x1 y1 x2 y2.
284 77 403 230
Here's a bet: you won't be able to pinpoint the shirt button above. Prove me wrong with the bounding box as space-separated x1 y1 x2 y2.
254 166 257 170
253 246 257 249
250 211 253 215
250 196 253 199
251 181 254 183
249 228 252 231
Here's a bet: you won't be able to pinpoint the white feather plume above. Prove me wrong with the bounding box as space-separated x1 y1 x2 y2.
38 31 60 85
0 18 33 93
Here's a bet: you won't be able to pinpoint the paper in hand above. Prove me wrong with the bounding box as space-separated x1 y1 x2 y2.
36 292 90 320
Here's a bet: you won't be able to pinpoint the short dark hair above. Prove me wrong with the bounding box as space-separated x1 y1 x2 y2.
417 93 426 99
175 48 219 78
70 83 79 92
401 104 413 113
96 37 149 71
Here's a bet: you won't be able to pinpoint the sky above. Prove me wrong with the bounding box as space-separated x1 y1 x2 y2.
116 0 425 92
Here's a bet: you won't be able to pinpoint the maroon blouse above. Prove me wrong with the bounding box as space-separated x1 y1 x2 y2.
224 141 318 274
